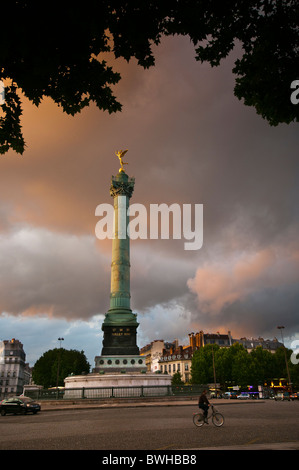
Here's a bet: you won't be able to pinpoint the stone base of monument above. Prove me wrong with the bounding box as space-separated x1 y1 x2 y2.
93 354 146 373
64 371 172 399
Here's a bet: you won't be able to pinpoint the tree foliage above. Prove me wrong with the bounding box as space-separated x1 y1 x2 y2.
32 348 90 388
191 344 299 389
171 371 184 386
0 1 298 154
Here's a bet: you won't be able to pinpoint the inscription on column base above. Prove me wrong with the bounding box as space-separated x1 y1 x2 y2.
101 324 139 356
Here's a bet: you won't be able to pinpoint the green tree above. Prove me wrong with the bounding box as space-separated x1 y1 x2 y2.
221 342 248 386
231 347 253 387
1 1 298 154
191 342 299 390
191 344 220 384
32 348 90 388
171 371 184 386
250 346 275 385
191 348 209 384
214 347 232 385
273 346 290 379
290 359 299 390
272 345 299 389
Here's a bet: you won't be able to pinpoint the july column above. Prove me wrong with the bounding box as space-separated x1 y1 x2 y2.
101 170 139 356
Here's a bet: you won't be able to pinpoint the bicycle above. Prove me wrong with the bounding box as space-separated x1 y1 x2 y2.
193 404 224 427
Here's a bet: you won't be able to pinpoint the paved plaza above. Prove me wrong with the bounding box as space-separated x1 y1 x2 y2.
1 399 298 450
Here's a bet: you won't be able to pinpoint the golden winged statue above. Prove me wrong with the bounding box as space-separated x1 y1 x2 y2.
115 149 128 172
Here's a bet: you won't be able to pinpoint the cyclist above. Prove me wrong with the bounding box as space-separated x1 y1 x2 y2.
198 389 210 424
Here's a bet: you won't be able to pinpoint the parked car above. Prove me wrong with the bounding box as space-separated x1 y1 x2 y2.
237 393 250 399
274 392 290 401
0 396 41 415
290 392 299 401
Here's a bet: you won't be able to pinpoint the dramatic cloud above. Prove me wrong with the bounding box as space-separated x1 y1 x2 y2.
187 242 299 337
189 248 285 314
0 227 110 319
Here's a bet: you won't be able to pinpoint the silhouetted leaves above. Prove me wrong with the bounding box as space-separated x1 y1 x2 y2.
1 1 298 154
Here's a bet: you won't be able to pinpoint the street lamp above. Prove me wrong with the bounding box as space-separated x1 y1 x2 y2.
277 326 292 393
277 326 285 343
56 337 64 390
211 345 217 398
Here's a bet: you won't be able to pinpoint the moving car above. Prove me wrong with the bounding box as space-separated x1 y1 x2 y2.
274 392 290 401
0 396 41 415
237 393 251 399
223 391 238 399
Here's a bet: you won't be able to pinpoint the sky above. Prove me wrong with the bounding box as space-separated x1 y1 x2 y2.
0 36 298 368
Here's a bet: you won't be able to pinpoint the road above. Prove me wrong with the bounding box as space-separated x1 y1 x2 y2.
1 400 299 450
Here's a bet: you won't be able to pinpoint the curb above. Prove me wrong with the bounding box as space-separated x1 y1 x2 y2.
38 398 265 412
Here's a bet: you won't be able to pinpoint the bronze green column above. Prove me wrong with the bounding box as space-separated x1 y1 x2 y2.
101 170 140 356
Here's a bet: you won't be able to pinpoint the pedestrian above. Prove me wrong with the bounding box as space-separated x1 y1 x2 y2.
198 389 210 423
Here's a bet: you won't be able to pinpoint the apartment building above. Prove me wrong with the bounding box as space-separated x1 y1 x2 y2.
0 339 31 397
159 345 193 383
140 340 170 373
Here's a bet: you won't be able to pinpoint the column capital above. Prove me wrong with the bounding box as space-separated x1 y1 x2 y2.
110 173 135 199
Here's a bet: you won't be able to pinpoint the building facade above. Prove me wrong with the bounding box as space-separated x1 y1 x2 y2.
0 339 31 397
188 331 233 348
159 345 193 383
140 340 165 373
231 336 283 352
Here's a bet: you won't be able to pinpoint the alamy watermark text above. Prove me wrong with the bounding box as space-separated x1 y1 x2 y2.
95 197 203 251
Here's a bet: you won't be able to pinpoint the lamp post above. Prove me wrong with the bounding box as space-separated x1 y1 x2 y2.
56 337 64 391
211 345 217 398
277 326 292 393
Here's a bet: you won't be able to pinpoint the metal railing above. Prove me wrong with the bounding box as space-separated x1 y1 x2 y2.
23 384 206 400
